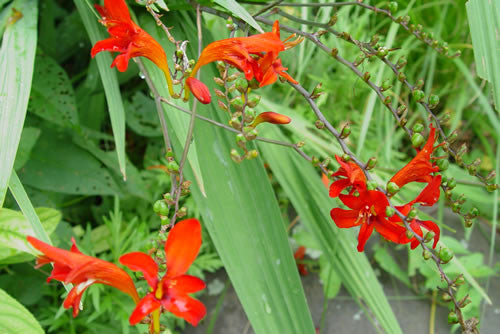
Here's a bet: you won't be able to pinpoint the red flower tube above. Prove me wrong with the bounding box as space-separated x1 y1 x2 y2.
27 236 139 317
120 218 206 332
91 0 174 96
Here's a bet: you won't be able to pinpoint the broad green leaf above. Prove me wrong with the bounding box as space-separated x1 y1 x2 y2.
13 127 41 170
0 289 44 334
18 132 121 196
74 0 127 178
125 92 163 137
466 0 500 110
147 13 315 333
0 207 61 263
259 126 403 334
28 52 79 126
0 0 38 206
214 0 264 32
319 255 342 299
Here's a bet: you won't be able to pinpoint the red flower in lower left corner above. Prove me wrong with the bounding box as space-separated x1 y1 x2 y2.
120 218 206 327
27 236 139 317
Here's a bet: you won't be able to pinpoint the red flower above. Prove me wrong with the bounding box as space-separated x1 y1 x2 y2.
91 0 174 95
27 236 139 317
184 21 300 103
330 190 407 252
389 204 440 249
185 77 211 104
294 246 308 276
120 218 206 328
250 111 291 127
389 125 441 188
329 155 367 198
410 175 442 207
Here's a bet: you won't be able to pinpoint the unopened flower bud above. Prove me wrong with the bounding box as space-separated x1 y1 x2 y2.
397 104 407 114
214 77 225 86
396 57 407 69
235 133 246 146
386 182 400 195
412 89 425 102
442 292 452 302
230 97 245 111
214 89 225 99
415 79 424 90
448 312 459 324
331 48 338 57
487 183 499 192
405 230 414 239
354 54 365 66
381 79 392 91
218 101 228 112
439 247 454 263
177 207 188 218
388 1 398 13
250 112 291 128
366 181 377 191
246 150 259 159
229 117 241 129
397 72 407 82
167 161 179 174
428 94 440 109
413 122 424 133
376 47 388 58
407 208 417 219
384 96 392 105
370 34 380 46
411 133 425 148
464 219 473 228
447 177 456 189
234 78 248 93
311 156 320 166
230 149 241 163
315 120 325 129
247 95 261 108
436 158 449 171
451 202 461 213
455 274 465 286
153 200 167 215
340 124 351 138
424 231 434 243
457 143 468 157
341 153 351 162
422 250 432 260
244 128 258 141
296 141 305 148
366 157 377 170
227 73 240 82
328 15 337 26
363 72 371 82
186 77 211 104
385 206 395 217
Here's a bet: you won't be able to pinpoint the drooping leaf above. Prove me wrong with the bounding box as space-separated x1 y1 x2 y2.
0 289 44 334
0 207 61 263
0 0 38 206
214 0 264 32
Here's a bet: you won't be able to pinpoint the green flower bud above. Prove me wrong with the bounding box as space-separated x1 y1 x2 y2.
363 72 371 82
385 206 395 217
246 150 259 159
388 1 398 13
247 95 261 108
367 181 379 191
455 274 465 286
230 97 245 111
464 219 473 228
405 230 414 239
381 79 392 91
226 73 240 82
415 79 424 90
412 89 425 102
469 207 479 217
366 157 377 170
422 250 432 260
167 161 179 174
407 208 417 219
442 292 452 302
341 153 351 162
487 183 499 192
214 77 225 86
235 78 248 93
235 133 246 146
424 231 434 243
218 101 228 112
436 158 449 171
315 120 325 129
229 117 241 129
396 57 407 69
448 312 459 324
397 104 407 114
153 200 165 214
398 72 407 82
230 149 241 163
439 247 454 263
175 49 184 58
340 124 351 138
428 94 440 109
447 178 456 189
376 47 388 58
412 123 424 133
386 182 400 195
411 133 425 148
451 202 461 213
177 207 187 218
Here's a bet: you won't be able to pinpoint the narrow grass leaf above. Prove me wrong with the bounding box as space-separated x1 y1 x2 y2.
214 0 264 32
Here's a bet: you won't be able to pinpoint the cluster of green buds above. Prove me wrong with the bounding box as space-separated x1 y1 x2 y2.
171 43 196 98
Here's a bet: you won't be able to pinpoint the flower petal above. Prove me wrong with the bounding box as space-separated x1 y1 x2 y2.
119 252 158 288
329 179 351 198
165 275 206 295
165 218 202 278
63 282 93 317
417 220 441 249
412 175 442 206
374 218 407 244
90 37 130 58
162 294 206 326
129 293 161 325
357 222 375 252
330 208 362 228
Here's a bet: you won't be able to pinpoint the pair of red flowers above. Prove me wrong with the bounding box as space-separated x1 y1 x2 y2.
27 218 205 332
329 126 442 252
91 0 298 105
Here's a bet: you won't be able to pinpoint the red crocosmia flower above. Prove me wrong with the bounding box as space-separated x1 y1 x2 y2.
184 20 300 102
329 155 367 198
27 236 139 317
410 175 442 207
389 205 440 249
185 77 211 104
389 125 442 188
330 190 407 252
294 246 308 276
91 0 174 96
120 218 206 328
250 111 291 127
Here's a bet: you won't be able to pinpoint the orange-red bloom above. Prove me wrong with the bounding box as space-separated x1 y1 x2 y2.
250 111 291 127
184 21 300 103
27 236 139 317
389 125 440 188
330 190 407 252
294 246 308 276
329 155 367 198
120 218 206 328
91 0 174 95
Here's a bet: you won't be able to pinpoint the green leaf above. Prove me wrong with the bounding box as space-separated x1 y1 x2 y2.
0 207 61 263
319 255 342 299
28 52 79 127
18 132 121 196
214 0 264 32
14 127 41 170
74 0 127 179
0 289 44 334
0 0 38 206
466 0 500 110
374 246 410 286
259 126 403 334
125 92 163 137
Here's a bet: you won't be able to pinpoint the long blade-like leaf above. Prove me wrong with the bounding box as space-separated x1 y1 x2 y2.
0 0 37 206
259 126 403 334
74 0 127 179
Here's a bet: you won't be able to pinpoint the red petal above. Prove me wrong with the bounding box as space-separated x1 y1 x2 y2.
129 293 161 325
412 175 442 206
357 222 374 252
329 179 351 198
90 38 130 58
374 218 407 244
162 294 206 326
330 208 362 228
294 246 306 260
338 194 364 210
119 252 158 288
63 282 93 317
164 275 206 295
417 220 441 248
102 0 132 22
165 219 202 278
186 77 211 104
